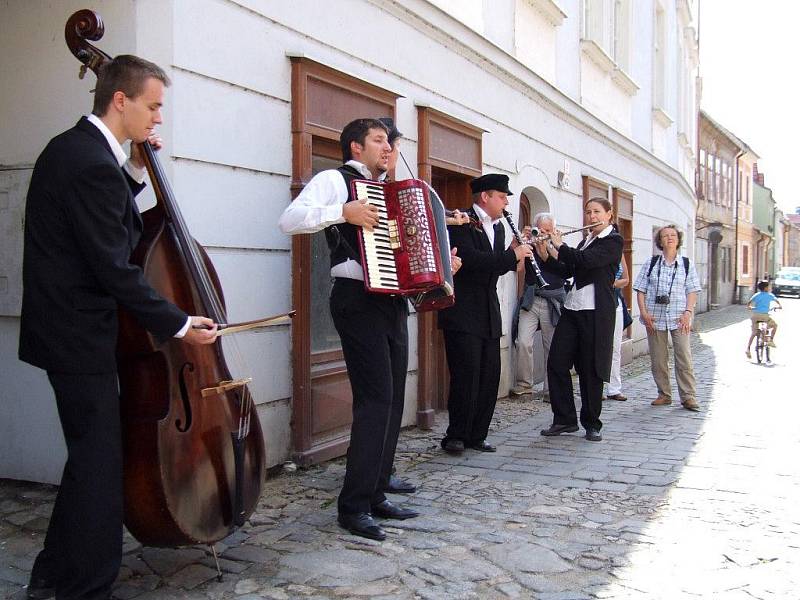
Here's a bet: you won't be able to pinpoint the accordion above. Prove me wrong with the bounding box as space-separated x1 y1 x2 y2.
351 178 454 311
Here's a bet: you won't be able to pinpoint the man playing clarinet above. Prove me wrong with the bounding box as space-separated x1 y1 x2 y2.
279 118 418 541
438 174 533 454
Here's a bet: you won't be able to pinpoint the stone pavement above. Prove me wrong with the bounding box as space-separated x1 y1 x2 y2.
2 300 799 599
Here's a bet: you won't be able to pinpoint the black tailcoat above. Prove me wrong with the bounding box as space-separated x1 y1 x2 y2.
544 231 623 380
437 210 518 338
437 210 518 444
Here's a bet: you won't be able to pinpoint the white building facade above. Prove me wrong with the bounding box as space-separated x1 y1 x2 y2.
0 0 698 482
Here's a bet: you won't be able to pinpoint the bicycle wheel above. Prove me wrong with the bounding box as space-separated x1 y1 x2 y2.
755 334 764 364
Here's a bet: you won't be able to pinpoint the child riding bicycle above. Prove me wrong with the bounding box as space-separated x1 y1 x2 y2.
746 280 782 359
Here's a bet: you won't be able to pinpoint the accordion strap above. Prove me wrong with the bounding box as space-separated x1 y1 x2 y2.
325 224 361 264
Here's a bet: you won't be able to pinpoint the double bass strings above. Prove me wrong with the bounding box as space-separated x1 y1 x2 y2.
145 142 253 441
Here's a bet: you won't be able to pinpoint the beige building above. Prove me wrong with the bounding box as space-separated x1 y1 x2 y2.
695 111 740 310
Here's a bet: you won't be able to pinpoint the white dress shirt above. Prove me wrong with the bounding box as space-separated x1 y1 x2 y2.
278 160 386 280
472 203 509 250
86 114 147 184
563 224 613 311
86 115 191 338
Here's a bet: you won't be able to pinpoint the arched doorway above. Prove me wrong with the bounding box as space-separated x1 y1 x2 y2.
514 186 550 391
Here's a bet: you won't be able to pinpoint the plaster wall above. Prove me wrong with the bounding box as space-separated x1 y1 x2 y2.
1 0 698 481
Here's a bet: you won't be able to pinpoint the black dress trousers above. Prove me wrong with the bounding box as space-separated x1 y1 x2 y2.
546 308 604 431
443 330 501 445
31 371 122 600
330 278 409 515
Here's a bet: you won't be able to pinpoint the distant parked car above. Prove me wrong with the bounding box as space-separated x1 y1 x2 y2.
773 268 800 297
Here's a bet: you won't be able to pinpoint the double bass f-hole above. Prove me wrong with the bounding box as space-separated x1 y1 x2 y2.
175 362 195 433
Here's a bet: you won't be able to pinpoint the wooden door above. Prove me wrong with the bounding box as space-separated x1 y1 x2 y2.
289 57 399 466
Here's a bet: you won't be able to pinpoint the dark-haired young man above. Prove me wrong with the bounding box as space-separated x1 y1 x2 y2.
20 54 218 599
279 118 419 542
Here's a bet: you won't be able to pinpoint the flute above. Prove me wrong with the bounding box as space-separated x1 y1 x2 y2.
528 223 597 242
503 209 547 287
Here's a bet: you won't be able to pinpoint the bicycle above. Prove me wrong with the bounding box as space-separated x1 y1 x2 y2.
753 307 780 364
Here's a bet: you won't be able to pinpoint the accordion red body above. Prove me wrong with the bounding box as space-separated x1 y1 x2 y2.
351 178 454 311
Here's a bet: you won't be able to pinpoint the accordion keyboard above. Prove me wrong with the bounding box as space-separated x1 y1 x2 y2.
354 181 400 290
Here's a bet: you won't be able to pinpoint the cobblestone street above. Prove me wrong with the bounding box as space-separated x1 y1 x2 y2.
2 301 799 600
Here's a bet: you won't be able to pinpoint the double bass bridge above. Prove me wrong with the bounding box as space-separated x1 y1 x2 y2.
201 378 252 399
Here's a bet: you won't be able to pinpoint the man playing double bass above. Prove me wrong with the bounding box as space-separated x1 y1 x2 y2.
19 55 217 600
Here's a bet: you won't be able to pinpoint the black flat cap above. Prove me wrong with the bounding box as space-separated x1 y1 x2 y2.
378 117 403 145
470 173 513 195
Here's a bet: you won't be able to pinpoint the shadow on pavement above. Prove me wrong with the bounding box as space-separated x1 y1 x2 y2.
0 306 761 599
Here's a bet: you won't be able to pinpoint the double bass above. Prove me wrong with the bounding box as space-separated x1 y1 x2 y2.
65 9 277 549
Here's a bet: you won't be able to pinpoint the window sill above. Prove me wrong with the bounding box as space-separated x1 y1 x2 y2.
580 39 615 74
524 0 567 26
652 106 674 129
611 68 639 96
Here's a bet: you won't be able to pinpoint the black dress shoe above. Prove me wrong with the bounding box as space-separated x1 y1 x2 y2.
337 512 386 540
26 577 56 600
540 423 579 436
441 438 465 454
468 440 496 452
585 428 603 442
384 475 417 494
371 499 419 520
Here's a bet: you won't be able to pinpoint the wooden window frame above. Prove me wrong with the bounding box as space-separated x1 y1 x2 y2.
613 187 634 329
416 106 483 428
289 56 400 465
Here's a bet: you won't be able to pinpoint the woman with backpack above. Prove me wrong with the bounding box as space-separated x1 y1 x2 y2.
633 224 702 412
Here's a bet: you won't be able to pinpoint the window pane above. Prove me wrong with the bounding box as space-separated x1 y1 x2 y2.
310 154 344 354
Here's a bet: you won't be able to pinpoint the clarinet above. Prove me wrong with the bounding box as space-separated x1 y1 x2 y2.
503 209 547 287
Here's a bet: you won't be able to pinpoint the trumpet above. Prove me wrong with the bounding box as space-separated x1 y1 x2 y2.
526 223 598 243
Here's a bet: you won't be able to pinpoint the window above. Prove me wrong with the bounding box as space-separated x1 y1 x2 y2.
653 4 666 110
721 160 729 207
584 0 631 71
720 247 729 283
288 56 400 466
613 187 634 329
742 243 750 276
613 0 632 72
699 148 707 199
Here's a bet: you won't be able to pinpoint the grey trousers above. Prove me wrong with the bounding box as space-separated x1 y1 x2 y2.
646 328 696 403
515 295 556 392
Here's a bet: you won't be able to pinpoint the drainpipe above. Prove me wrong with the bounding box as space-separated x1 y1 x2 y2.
733 148 744 304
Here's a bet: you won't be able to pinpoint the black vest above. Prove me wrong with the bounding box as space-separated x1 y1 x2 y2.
325 164 366 269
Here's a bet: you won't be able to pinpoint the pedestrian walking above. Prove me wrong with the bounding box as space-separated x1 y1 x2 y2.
606 256 630 401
